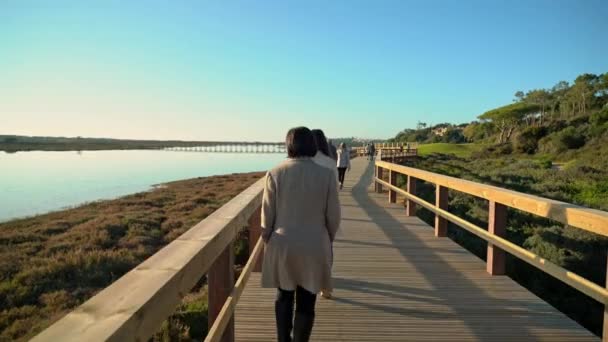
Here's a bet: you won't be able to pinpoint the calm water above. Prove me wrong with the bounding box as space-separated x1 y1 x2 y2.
0 149 286 222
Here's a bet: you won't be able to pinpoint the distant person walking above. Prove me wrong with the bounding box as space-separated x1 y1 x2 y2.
262 127 341 342
311 129 338 180
368 143 376 161
311 129 338 300
328 139 338 161
336 142 351 189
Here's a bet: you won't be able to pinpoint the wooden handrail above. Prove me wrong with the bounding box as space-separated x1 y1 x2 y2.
352 147 418 158
32 177 266 342
374 159 608 338
375 160 608 237
375 177 608 304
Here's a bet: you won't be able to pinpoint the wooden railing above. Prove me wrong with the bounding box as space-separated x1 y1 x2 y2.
32 178 267 342
376 148 418 162
374 159 608 338
352 145 418 158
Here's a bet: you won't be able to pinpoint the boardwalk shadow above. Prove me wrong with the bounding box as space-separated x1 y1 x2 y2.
345 161 584 340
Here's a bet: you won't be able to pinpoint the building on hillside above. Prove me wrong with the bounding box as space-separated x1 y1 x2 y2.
432 126 449 137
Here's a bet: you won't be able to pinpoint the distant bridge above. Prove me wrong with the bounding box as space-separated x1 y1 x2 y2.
163 143 286 153
163 142 420 156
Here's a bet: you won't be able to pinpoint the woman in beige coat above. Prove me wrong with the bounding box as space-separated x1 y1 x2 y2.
261 126 341 342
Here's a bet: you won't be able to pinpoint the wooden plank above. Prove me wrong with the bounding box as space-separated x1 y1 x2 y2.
236 158 597 341
487 201 507 275
375 160 608 238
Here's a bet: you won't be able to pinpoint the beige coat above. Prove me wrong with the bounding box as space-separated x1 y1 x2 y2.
261 158 341 293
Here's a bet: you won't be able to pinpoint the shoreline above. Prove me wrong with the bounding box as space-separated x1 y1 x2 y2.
0 148 285 224
0 171 264 341
0 177 205 224
0 135 284 153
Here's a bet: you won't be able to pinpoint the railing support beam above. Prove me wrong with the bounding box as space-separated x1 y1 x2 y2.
208 242 235 342
435 186 448 237
376 166 384 193
389 170 397 203
406 176 417 216
248 206 263 272
487 201 507 275
604 251 608 341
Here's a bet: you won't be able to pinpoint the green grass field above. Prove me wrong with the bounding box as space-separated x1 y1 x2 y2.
417 143 482 157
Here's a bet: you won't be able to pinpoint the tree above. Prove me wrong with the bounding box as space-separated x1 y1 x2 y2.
594 73 608 107
463 122 494 142
551 81 570 119
525 89 550 124
2 137 18 143
416 121 427 130
479 102 540 143
566 74 598 116
442 128 466 143
514 91 525 102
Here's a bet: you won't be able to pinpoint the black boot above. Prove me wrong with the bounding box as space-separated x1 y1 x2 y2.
293 312 315 342
275 298 294 342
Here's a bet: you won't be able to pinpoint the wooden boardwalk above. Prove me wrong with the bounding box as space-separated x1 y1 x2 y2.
235 158 597 341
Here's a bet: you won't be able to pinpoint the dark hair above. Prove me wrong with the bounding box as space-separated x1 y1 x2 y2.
311 129 330 157
286 126 317 158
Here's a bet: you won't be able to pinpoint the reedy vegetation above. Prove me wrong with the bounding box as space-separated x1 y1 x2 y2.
0 172 263 341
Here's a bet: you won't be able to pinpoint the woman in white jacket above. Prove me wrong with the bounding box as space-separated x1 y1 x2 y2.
311 129 338 180
336 143 350 189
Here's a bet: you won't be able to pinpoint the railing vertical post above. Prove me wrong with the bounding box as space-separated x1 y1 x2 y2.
406 175 417 216
208 242 235 342
248 206 263 272
388 170 397 203
435 185 448 237
604 252 608 341
376 166 384 193
487 201 507 275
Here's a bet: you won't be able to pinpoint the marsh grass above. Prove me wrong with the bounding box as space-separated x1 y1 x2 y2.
0 171 264 341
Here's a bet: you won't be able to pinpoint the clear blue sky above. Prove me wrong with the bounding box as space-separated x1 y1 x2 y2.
1 1 607 141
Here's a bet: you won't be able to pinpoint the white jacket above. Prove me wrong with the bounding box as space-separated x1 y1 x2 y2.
336 148 350 168
313 152 339 179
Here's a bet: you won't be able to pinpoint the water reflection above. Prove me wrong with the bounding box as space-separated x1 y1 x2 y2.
0 150 286 222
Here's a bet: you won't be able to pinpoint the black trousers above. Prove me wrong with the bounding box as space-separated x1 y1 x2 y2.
337 167 347 184
275 286 317 342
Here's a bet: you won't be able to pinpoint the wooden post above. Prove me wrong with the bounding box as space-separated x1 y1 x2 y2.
435 186 448 237
208 242 235 342
604 252 608 341
487 201 507 275
389 170 397 203
376 166 384 193
248 206 263 272
406 175 417 216
374 163 378 192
